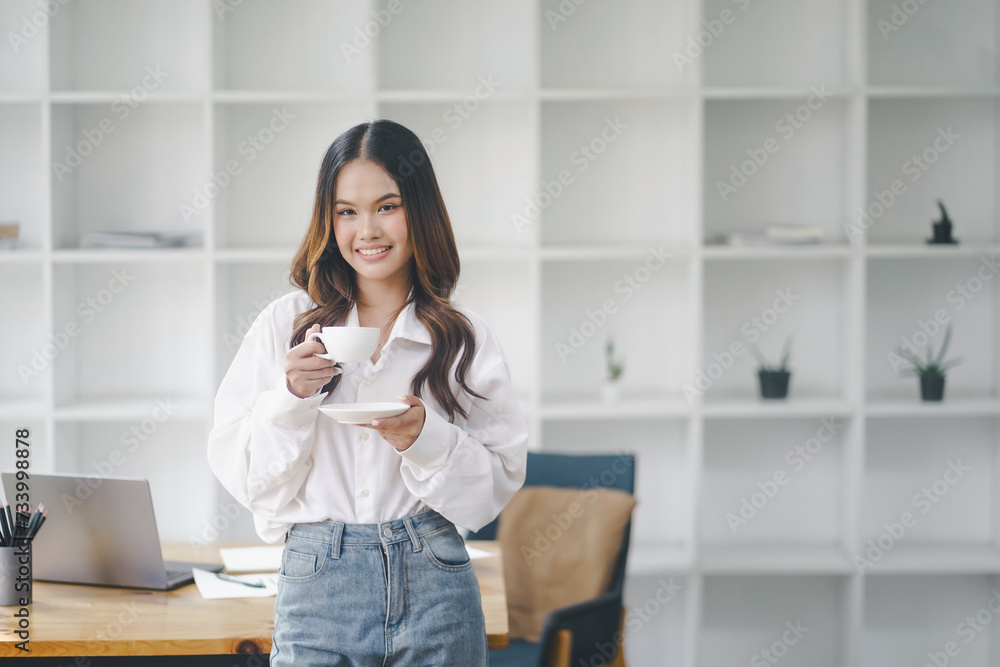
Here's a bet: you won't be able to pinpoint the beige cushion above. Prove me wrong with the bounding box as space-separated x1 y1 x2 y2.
497 485 636 642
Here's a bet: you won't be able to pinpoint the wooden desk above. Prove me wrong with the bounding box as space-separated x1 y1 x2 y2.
0 541 508 657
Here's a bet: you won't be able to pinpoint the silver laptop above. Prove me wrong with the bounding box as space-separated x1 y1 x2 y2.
0 472 222 590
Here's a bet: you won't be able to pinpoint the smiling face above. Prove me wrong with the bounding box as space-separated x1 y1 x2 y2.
332 159 414 295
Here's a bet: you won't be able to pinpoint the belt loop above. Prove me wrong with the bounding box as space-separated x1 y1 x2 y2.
402 516 421 553
330 522 344 560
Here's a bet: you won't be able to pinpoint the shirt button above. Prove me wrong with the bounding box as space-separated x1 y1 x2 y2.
360 489 370 498
364 378 373 387
361 432 369 441
383 526 393 538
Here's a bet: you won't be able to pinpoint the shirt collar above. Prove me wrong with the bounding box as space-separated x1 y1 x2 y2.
345 294 432 347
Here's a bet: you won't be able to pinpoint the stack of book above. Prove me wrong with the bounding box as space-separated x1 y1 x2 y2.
80 231 192 249
706 224 825 247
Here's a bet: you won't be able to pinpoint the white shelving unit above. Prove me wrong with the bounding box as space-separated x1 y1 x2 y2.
2 0 1000 664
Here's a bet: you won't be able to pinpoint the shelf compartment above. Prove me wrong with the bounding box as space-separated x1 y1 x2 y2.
50 102 206 249
377 100 534 250
541 258 690 401
541 394 690 420
702 396 854 419
213 0 371 91
0 0 48 92
866 257 998 398
48 0 208 92
52 394 208 422
453 260 534 398
862 574 1000 667
860 543 1000 574
540 100 695 247
867 0 999 88
214 262 293 385
540 0 693 89
51 262 210 408
698 545 852 575
698 575 846 667
700 259 851 401
700 418 849 546
628 541 693 575
542 419 692 555
701 0 849 87
213 101 370 250
375 0 531 91
623 572 690 666
864 97 1000 244
862 418 996 554
0 103 43 251
53 421 214 542
703 98 853 244
0 262 46 404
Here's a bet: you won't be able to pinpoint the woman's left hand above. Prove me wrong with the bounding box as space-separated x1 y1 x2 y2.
360 394 425 451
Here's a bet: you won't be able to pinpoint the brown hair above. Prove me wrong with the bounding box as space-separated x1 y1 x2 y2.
288 119 483 420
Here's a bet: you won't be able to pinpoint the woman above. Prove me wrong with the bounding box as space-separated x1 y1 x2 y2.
207 119 528 665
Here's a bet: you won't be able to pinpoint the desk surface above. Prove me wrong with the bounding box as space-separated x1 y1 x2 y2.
0 541 508 657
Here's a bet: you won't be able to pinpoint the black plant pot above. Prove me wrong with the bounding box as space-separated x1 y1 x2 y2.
920 375 946 401
758 370 790 400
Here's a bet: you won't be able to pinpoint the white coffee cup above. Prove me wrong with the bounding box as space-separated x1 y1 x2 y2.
307 326 379 362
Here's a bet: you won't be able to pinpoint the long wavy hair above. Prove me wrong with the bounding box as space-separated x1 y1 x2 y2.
288 119 483 421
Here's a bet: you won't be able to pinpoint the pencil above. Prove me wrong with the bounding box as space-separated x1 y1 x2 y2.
27 512 46 540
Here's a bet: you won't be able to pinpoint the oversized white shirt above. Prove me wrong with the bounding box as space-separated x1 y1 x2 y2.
207 289 528 543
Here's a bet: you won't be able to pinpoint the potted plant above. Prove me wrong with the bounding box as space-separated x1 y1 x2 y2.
895 324 961 401
750 338 792 399
601 337 624 404
927 199 958 245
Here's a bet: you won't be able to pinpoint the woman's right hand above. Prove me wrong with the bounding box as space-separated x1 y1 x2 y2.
285 324 342 399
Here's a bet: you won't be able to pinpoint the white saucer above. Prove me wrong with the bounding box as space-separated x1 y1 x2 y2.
319 402 409 425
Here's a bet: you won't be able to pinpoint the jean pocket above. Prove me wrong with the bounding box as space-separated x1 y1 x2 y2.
421 526 472 572
279 539 326 582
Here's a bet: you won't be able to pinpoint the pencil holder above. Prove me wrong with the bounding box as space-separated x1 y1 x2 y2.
0 543 31 606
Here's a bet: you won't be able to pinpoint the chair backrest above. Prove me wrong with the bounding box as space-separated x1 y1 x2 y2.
469 451 636 597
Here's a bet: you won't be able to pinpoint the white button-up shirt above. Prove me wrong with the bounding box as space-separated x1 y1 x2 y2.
207 290 528 543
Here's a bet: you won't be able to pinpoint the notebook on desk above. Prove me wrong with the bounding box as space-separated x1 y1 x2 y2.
0 472 222 590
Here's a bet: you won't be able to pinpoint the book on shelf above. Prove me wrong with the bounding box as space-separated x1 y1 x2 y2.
707 224 825 247
80 231 195 249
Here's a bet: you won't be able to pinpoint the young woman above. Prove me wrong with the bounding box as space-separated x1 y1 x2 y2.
207 119 528 666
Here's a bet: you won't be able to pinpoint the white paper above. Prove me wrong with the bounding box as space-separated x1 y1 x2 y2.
218 545 284 573
193 567 279 599
465 545 493 560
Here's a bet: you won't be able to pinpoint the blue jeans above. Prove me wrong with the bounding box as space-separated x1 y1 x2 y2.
269 509 487 666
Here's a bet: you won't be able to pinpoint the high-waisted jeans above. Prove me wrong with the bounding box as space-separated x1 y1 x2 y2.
269 509 488 666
